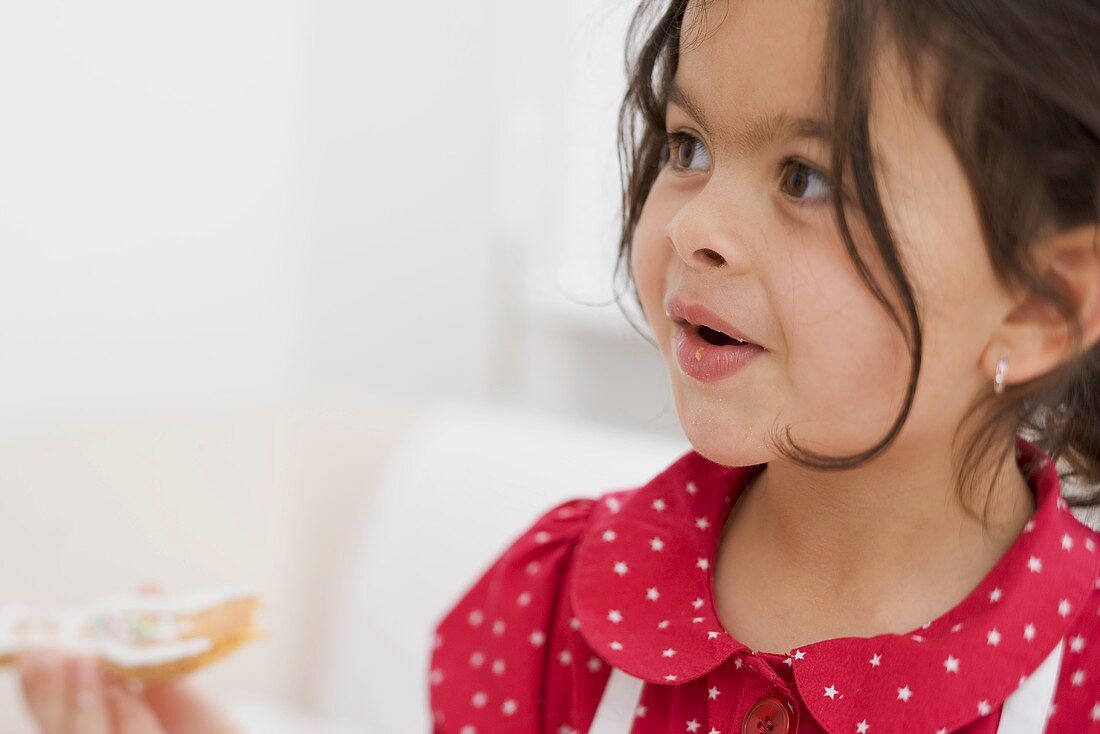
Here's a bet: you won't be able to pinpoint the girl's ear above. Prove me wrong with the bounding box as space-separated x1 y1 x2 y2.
982 222 1100 389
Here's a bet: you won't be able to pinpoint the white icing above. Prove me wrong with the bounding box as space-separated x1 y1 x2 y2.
0 584 258 669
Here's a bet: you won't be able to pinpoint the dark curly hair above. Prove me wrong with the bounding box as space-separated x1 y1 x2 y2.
612 0 1100 527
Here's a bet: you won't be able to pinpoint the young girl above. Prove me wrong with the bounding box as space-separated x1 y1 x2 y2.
428 0 1100 732
15 0 1096 731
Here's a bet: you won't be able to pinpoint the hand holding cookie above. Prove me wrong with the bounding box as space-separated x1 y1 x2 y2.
18 650 243 734
9 583 266 734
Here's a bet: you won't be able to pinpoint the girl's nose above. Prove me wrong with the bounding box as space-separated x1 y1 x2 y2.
664 184 756 273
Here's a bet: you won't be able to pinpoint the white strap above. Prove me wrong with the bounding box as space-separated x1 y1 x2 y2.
997 637 1065 734
589 667 646 734
588 640 1063 734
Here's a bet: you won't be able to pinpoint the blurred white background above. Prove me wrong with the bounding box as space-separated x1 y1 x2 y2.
0 0 685 732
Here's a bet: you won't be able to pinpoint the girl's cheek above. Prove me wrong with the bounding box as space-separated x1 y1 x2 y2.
632 196 675 327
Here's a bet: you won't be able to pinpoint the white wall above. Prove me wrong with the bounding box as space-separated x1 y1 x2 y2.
0 1 310 423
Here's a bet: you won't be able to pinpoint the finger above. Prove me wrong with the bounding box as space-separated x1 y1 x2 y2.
141 678 244 734
18 649 68 734
65 656 113 734
108 683 169 734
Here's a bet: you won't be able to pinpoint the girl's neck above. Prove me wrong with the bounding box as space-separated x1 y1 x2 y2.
714 437 1036 652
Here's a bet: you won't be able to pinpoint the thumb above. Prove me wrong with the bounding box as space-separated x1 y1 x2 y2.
140 678 243 734
108 683 169 734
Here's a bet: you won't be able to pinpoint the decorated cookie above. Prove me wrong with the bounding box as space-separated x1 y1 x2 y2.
0 585 269 682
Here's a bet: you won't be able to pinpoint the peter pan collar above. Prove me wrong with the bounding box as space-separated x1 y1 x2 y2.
570 435 1100 733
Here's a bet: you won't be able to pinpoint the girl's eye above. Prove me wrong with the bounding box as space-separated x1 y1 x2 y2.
662 131 710 172
778 158 831 202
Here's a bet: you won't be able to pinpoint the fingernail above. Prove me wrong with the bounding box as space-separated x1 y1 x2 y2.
75 657 101 710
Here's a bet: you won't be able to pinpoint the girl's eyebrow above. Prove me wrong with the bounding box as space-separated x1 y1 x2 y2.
667 78 831 153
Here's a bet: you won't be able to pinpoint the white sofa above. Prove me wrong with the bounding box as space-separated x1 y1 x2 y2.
294 397 688 733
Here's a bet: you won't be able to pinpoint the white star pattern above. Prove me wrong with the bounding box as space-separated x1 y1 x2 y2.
609 641 623 651
646 587 661 601
943 656 959 673
978 700 992 715
602 529 617 542
692 597 705 610
502 699 517 715
989 587 1003 602
1069 635 1085 652
1024 623 1036 641
695 517 710 530
987 628 1002 646
696 557 709 571
869 653 882 667
1028 555 1043 573
1071 669 1085 686
707 631 720 639
586 656 602 672
792 649 806 660
856 720 869 733
635 704 647 718
558 650 573 666
652 498 667 512
685 480 698 495
1062 533 1074 550
658 619 671 629
824 685 840 699
650 536 665 552
607 609 623 624
708 686 721 700
897 685 912 702
1058 598 1072 617
613 561 629 576
662 648 677 658
686 720 701 732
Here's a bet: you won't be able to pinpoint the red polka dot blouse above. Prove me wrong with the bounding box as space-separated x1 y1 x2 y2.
428 436 1100 733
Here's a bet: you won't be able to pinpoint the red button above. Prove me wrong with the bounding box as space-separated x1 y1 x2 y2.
741 695 795 734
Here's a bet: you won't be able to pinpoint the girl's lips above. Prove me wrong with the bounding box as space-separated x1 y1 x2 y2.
665 296 761 348
673 321 765 382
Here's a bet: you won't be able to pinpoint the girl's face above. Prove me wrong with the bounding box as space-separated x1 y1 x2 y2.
633 0 1013 468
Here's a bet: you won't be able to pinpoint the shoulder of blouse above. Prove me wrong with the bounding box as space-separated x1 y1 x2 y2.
1046 519 1100 730
427 492 625 734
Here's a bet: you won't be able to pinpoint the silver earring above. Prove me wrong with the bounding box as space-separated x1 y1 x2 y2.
993 351 1009 395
